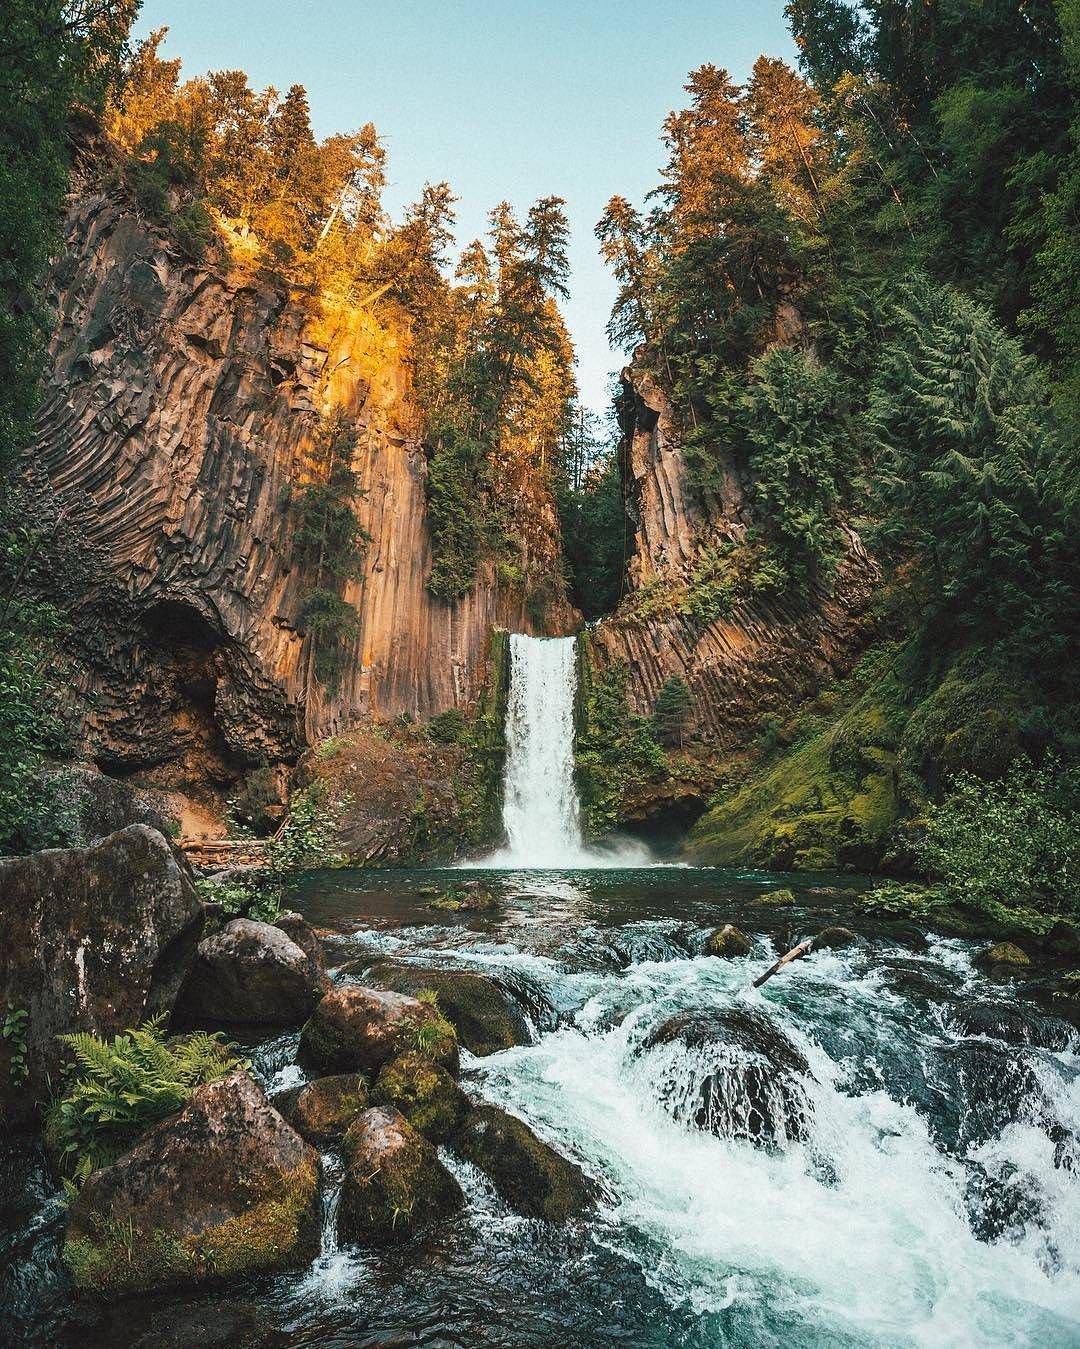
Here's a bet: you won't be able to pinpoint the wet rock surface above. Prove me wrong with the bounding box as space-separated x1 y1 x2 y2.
299 985 458 1076
355 961 530 1056
451 1105 594 1222
372 1052 469 1143
64 1072 320 1298
288 1074 370 1147
705 924 752 958
338 1107 464 1245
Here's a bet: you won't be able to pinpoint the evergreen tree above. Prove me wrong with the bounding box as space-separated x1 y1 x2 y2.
653 676 694 748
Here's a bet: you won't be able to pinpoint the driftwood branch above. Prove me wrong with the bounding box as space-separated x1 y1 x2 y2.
753 938 813 989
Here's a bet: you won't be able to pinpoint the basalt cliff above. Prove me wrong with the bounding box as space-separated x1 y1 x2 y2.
30 154 574 824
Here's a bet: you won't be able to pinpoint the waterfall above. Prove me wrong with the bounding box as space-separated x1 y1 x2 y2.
497 634 585 867
486 633 649 868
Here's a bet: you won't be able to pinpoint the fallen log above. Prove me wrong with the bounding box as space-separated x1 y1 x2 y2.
753 938 814 989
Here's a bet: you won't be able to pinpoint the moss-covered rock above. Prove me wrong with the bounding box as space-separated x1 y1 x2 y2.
812 926 858 951
974 942 1033 975
372 1051 469 1143
752 888 797 907
705 924 752 958
429 882 500 912
299 985 458 1077
338 1106 464 1245
451 1105 594 1222
63 1072 320 1298
354 961 529 1056
289 1074 369 1147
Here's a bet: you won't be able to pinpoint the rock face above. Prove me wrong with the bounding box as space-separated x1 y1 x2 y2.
642 1008 814 1147
591 366 877 756
0 825 203 1127
358 961 530 1056
451 1105 594 1222
31 168 574 807
63 1071 320 1297
174 918 327 1027
299 985 458 1076
338 1106 464 1245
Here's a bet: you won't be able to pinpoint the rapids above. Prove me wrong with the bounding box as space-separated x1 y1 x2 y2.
4 867 1080 1346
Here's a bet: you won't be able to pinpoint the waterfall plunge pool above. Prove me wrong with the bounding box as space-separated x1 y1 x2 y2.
9 864 1080 1348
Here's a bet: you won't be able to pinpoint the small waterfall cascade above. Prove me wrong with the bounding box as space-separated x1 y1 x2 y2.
496 634 586 867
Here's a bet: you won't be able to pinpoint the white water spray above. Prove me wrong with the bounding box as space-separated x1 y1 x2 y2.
485 633 648 868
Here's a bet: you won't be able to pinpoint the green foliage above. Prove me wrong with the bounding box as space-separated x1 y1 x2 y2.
652 676 694 749
916 756 1080 919
2 1004 29 1086
287 409 369 690
857 882 947 920
557 447 628 620
48 1017 244 1183
193 874 280 925
575 650 668 836
266 782 346 876
427 707 467 745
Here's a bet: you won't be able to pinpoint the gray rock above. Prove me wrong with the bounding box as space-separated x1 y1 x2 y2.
175 919 327 1026
0 825 203 1127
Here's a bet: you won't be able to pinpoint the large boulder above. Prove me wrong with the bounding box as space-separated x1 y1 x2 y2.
0 825 203 1127
30 763 177 850
63 1071 320 1298
706 924 752 958
372 1052 469 1143
174 919 327 1027
974 942 1033 976
299 985 458 1076
274 911 326 971
641 1007 813 1147
288 1074 369 1147
355 961 529 1056
451 1105 594 1221
338 1107 464 1245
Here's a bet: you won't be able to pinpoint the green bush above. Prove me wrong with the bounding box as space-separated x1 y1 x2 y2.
427 707 467 745
916 756 1079 917
47 1017 244 1183
266 782 346 875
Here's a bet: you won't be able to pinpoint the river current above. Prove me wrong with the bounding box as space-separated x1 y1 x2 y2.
7 864 1080 1347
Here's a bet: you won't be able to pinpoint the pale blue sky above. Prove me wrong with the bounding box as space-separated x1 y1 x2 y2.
137 1 795 410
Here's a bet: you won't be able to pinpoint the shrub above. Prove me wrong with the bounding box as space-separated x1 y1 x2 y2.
47 1017 244 1183
916 756 1079 917
427 707 467 745
266 782 347 875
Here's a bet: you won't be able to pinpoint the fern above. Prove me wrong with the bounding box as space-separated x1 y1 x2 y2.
48 1017 245 1184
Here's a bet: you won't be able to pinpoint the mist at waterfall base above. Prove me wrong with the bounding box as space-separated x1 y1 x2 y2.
484 633 652 868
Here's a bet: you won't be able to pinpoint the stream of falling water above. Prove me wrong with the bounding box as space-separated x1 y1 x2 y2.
485 632 650 868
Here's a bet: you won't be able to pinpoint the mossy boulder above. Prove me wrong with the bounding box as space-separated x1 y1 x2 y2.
429 882 500 913
705 924 752 958
299 985 458 1077
812 926 858 951
354 961 529 1056
289 1073 369 1147
451 1105 594 1222
338 1106 464 1245
63 1072 320 1298
372 1051 469 1143
753 888 796 907
974 942 1033 976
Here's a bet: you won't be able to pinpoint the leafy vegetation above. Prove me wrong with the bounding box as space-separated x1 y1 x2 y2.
47 1016 244 1183
916 757 1079 919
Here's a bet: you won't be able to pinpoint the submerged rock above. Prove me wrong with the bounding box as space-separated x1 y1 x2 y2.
338 1106 464 1245
451 1105 594 1221
643 1007 814 1147
372 1051 469 1143
974 942 1032 975
948 1001 1074 1052
175 919 327 1027
63 1072 320 1298
0 825 203 1127
289 1073 370 1146
752 888 796 907
429 882 500 912
706 924 753 958
299 985 458 1076
356 961 530 1056
811 926 858 951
